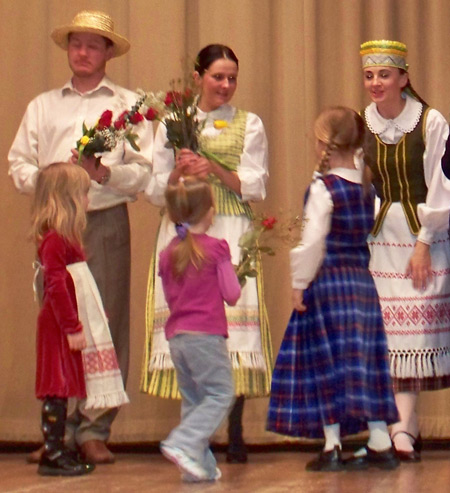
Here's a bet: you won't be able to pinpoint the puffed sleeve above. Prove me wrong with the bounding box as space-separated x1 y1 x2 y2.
238 112 269 202
40 233 82 335
290 177 333 289
417 109 450 244
440 129 450 179
144 122 175 206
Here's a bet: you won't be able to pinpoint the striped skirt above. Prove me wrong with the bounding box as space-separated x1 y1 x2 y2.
140 213 273 399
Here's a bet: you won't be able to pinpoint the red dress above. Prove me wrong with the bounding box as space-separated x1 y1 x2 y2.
35 230 87 400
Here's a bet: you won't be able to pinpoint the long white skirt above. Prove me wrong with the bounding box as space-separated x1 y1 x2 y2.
141 213 273 398
368 203 450 389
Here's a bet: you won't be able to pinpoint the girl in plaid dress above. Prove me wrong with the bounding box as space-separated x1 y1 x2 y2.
267 107 399 472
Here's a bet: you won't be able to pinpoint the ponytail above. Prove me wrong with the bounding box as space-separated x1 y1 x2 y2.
164 177 214 277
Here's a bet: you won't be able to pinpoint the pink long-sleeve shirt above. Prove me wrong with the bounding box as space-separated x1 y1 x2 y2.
159 234 241 340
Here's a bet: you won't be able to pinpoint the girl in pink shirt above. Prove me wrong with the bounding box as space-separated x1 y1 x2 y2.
158 177 241 482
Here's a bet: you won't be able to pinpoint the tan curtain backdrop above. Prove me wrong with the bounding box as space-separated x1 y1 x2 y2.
1 0 449 444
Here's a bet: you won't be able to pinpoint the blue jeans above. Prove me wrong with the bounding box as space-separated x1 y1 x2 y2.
162 334 235 476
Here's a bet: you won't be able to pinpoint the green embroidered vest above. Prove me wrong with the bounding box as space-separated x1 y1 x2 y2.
362 106 430 236
200 109 253 219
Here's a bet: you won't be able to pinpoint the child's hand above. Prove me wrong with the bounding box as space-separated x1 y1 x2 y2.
292 289 306 312
67 330 87 351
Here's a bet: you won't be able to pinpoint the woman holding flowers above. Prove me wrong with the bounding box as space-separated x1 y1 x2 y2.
359 40 450 461
141 44 272 463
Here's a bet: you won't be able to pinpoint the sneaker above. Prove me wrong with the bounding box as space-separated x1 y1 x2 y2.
182 467 221 483
160 444 208 481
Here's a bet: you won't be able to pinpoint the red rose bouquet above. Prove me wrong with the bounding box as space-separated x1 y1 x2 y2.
143 80 234 171
235 213 302 286
76 94 147 166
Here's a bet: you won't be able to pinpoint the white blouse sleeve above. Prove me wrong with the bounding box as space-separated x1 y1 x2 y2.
237 112 269 202
144 122 175 207
290 177 333 289
417 109 450 244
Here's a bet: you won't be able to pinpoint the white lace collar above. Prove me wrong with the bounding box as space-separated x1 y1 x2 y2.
197 104 235 120
364 95 423 135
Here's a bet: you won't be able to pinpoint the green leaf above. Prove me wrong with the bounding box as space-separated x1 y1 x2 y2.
238 230 259 247
199 150 234 171
126 133 141 151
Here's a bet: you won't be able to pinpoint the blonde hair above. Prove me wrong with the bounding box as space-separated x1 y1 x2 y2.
30 162 91 247
315 106 366 173
164 177 214 277
314 106 371 195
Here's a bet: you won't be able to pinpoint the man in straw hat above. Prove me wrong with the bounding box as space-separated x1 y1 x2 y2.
8 10 153 465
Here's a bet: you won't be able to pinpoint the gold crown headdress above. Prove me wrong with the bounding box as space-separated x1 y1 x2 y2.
360 40 408 71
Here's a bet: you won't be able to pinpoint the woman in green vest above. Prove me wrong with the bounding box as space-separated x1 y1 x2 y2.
141 44 272 464
360 40 450 462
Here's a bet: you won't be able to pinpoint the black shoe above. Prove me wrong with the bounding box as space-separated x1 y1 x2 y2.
414 434 423 453
226 445 248 463
345 446 400 470
391 431 422 462
305 446 344 472
69 449 96 473
38 450 95 476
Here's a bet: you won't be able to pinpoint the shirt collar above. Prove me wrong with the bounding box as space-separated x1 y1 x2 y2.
197 103 233 119
314 167 362 184
329 167 362 184
364 94 423 135
61 75 116 97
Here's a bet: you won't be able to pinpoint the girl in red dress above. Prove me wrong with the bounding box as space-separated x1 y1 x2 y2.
30 162 94 476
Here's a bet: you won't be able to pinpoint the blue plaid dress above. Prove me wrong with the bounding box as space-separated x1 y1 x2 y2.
267 174 398 438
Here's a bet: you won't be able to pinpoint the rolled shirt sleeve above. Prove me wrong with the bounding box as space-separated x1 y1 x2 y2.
8 77 153 210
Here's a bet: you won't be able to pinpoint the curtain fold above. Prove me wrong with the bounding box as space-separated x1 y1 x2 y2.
1 0 449 443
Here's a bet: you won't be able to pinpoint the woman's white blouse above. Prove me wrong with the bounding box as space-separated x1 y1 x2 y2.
145 104 269 207
365 95 450 243
290 168 362 290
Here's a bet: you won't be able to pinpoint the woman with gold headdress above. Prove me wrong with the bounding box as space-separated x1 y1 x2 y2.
360 40 450 462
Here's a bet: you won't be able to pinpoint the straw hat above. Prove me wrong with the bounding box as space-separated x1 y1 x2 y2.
51 10 130 58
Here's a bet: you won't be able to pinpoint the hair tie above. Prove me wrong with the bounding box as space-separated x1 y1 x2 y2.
175 222 189 239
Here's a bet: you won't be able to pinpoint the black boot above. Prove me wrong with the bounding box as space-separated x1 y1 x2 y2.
226 395 248 463
38 397 94 476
